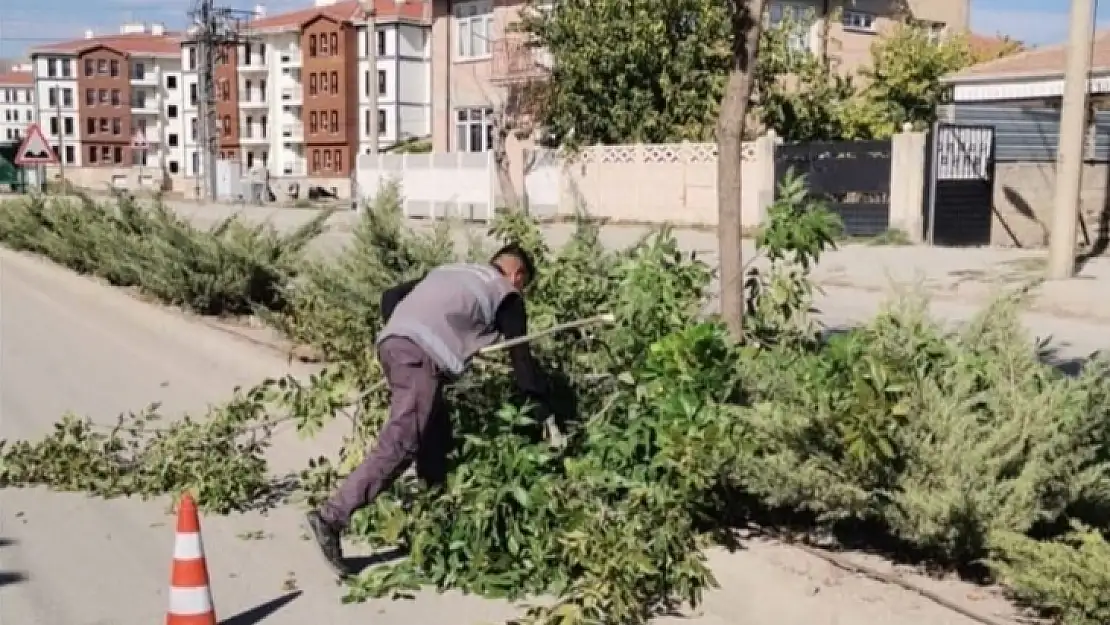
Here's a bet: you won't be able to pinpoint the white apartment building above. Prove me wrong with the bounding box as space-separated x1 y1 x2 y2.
28 23 183 176
176 0 431 183
0 65 35 145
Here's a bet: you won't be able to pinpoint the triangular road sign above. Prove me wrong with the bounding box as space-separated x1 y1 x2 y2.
14 124 57 166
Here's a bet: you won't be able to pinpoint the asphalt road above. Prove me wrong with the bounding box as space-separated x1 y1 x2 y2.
1 246 1105 624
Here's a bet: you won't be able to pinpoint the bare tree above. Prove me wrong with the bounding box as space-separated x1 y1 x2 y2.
717 0 767 340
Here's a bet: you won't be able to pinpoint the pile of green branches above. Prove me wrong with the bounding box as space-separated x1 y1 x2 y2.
2 179 1110 624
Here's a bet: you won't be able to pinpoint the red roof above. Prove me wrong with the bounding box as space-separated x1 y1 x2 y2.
951 30 1110 82
32 32 183 57
0 71 32 86
248 0 427 31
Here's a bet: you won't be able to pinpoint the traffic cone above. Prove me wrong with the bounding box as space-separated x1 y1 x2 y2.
166 493 217 625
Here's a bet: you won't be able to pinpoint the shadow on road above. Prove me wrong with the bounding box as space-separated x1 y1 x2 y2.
0 538 28 588
219 590 302 625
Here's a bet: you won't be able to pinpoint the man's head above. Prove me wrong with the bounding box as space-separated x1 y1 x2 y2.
490 243 536 291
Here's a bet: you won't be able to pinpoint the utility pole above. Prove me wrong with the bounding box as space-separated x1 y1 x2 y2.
1047 0 1096 279
186 0 253 201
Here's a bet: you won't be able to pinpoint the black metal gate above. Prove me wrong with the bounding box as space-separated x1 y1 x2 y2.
924 124 996 246
774 140 892 237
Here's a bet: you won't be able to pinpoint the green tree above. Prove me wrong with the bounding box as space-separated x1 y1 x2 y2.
518 0 731 149
751 11 861 141
858 23 972 133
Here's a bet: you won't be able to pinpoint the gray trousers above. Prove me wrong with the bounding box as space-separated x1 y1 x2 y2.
320 337 451 528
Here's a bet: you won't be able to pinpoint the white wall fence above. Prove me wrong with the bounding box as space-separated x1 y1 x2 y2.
356 151 496 222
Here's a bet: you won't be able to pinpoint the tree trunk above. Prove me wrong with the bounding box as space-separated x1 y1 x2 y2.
717 0 766 341
492 109 521 211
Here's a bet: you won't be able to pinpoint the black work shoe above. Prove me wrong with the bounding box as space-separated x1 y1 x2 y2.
305 510 350 578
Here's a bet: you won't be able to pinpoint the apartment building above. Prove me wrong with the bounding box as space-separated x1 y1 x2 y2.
0 65 34 145
429 0 970 154
177 0 431 186
29 23 183 180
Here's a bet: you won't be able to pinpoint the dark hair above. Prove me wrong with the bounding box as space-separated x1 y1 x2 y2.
491 243 536 283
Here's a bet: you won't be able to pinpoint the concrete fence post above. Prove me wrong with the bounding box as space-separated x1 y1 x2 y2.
745 129 779 229
889 122 927 243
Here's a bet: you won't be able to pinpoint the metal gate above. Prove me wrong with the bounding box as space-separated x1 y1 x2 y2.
774 140 892 237
924 124 996 246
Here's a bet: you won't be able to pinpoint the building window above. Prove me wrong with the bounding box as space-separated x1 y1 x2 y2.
85 89 95 106
330 71 338 93
114 146 122 163
99 89 108 104
454 107 493 152
767 1 814 52
312 149 320 171
63 117 73 136
330 33 338 54
310 111 318 133
169 133 179 147
110 60 120 77
49 116 58 135
914 19 947 43
189 83 198 105
132 62 145 80
65 145 74 164
323 149 332 170
169 160 180 174
167 75 177 89
112 118 121 135
378 109 386 136
63 88 72 107
84 59 94 76
98 59 108 74
191 118 198 140
47 59 57 78
101 146 111 161
330 110 339 134
192 151 199 174
259 79 267 101
310 34 318 57
841 10 876 33
168 104 179 119
99 118 109 133
48 88 57 107
377 30 386 56
222 115 231 136
378 70 386 96
111 89 120 106
187 47 197 71
334 149 341 171
88 146 98 163
454 1 494 60
309 73 318 95
87 118 96 134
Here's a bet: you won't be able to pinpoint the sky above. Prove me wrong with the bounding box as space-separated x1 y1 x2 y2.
0 0 1106 60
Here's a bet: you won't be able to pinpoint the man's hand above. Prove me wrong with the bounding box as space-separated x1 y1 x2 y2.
543 416 567 449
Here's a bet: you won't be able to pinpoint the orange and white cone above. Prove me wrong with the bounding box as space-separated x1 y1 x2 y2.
166 493 217 625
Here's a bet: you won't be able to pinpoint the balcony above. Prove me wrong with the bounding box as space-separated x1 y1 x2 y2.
238 57 267 72
241 131 269 145
280 87 302 105
130 67 159 85
240 94 268 109
281 123 303 141
490 37 552 84
130 98 160 114
279 49 302 67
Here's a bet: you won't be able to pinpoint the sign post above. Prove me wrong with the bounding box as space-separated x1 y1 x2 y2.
14 124 58 192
